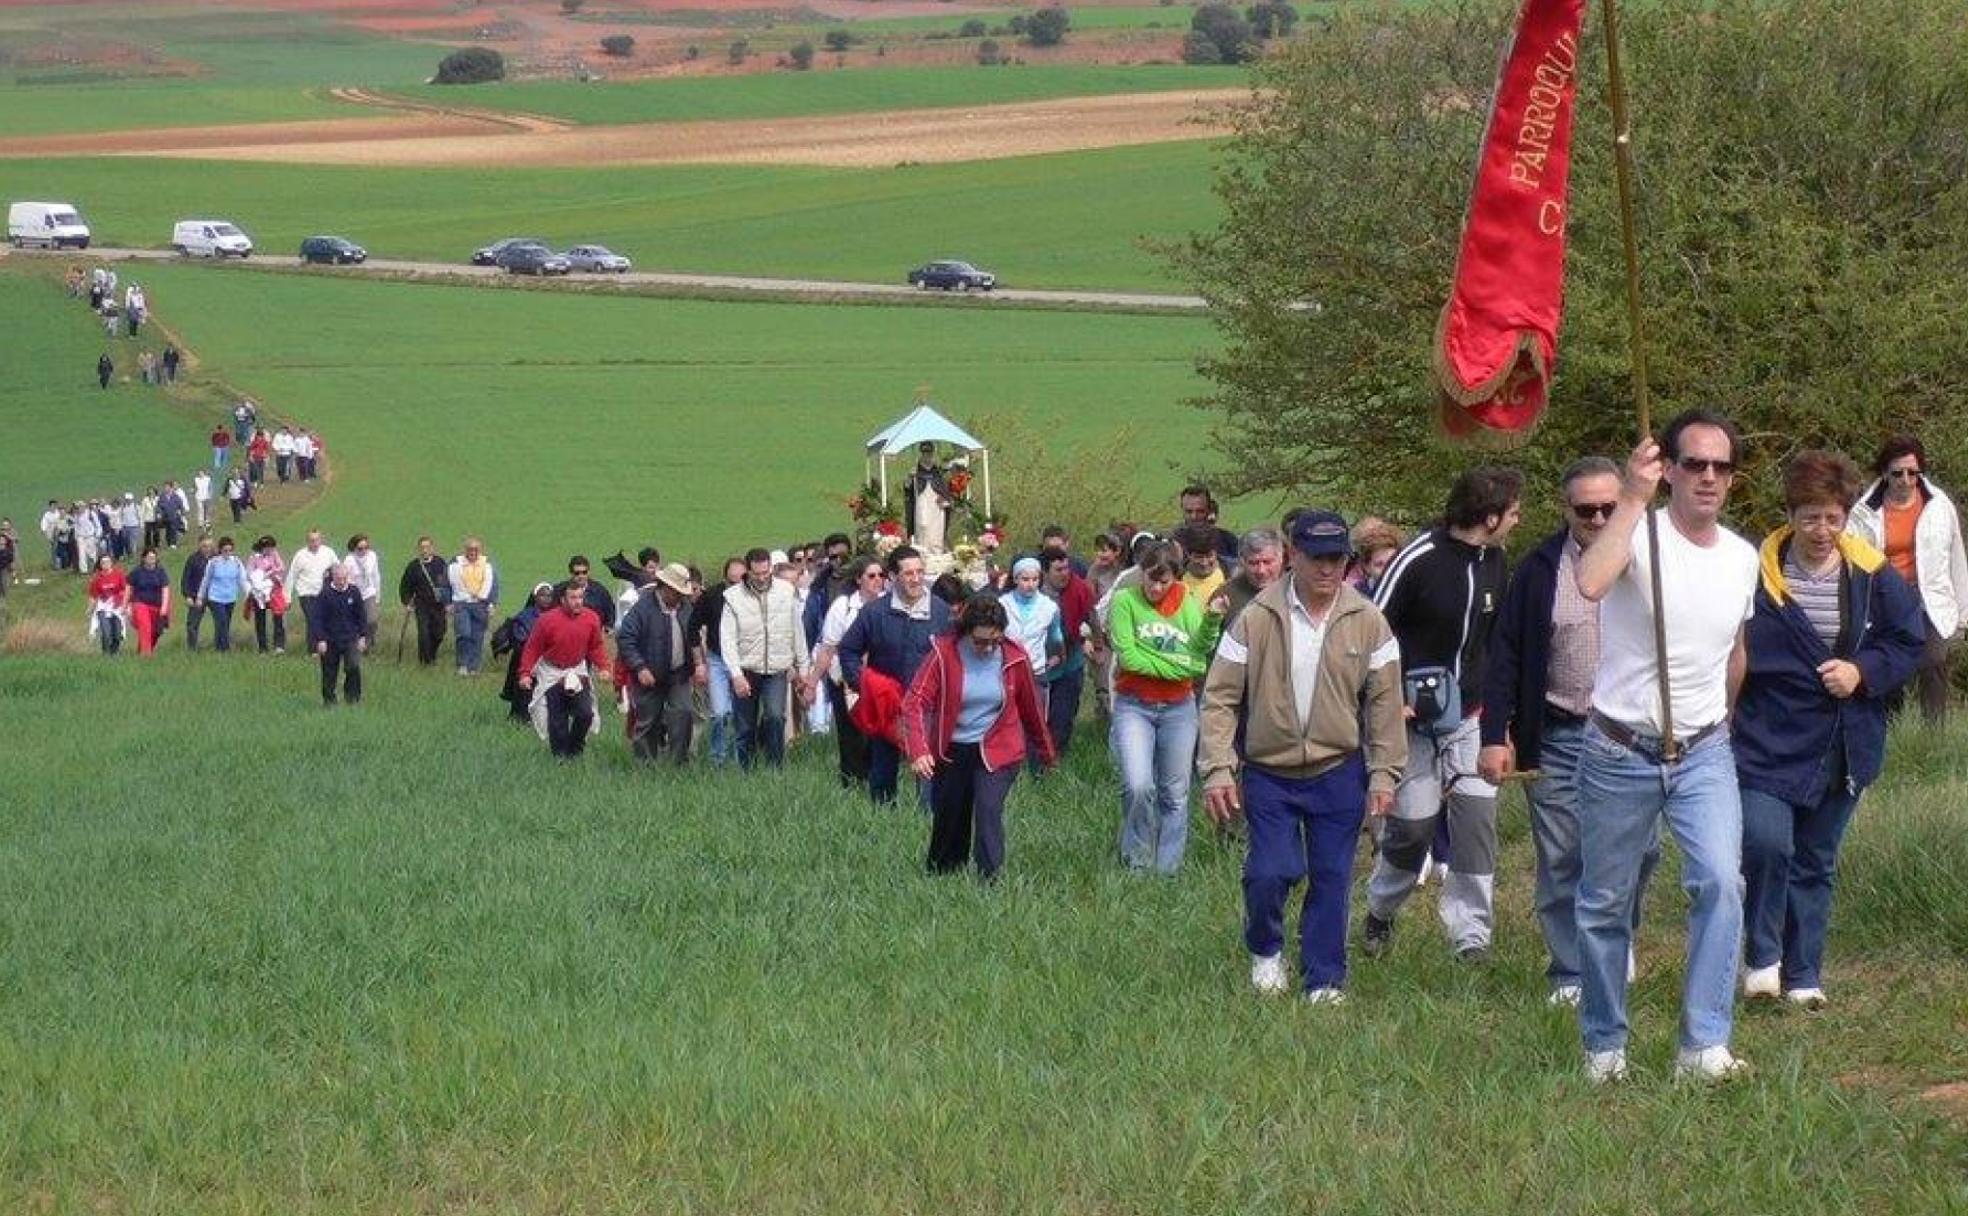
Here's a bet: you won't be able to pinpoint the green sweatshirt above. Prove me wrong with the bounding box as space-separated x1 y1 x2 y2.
1110 581 1222 703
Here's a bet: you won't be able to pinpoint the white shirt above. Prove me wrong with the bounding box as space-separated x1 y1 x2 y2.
293 434 316 458
1285 578 1329 728
342 549 382 601
272 431 295 456
819 592 874 683
193 472 212 502
39 507 61 540
1591 513 1757 738
287 544 342 598
1002 590 1059 665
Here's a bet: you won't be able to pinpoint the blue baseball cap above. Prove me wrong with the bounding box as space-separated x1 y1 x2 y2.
1290 511 1353 558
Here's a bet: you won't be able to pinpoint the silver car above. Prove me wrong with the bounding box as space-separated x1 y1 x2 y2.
563 244 632 274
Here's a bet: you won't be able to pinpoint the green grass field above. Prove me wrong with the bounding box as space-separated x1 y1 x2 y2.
0 6 440 135
0 641 1961 1212
0 140 1224 290
0 264 1213 590
393 63 1246 126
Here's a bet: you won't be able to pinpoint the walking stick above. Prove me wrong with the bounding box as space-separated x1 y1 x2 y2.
1601 0 1678 759
395 606 411 664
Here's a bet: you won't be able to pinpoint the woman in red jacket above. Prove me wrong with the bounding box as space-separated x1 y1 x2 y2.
904 595 1056 878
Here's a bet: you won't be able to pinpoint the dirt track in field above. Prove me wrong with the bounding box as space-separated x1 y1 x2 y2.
0 89 1243 168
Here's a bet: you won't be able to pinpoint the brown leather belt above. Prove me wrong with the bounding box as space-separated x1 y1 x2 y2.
1589 711 1725 764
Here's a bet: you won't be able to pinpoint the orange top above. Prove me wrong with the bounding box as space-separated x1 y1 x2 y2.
1884 496 1922 586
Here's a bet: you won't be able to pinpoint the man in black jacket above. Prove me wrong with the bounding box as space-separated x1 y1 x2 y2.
180 536 214 650
398 535 450 665
553 554 617 633
1478 457 1658 1005
1362 466 1521 963
311 562 369 706
616 562 702 764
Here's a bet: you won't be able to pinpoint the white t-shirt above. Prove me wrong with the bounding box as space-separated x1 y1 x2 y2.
1591 513 1757 738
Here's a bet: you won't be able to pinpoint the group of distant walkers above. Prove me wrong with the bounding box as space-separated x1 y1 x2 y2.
32 412 1968 1083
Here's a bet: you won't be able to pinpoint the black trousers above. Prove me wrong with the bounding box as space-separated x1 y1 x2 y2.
630 675 696 764
254 606 286 652
320 642 363 704
928 742 1018 877
210 601 235 651
546 683 596 757
413 600 447 665
299 595 319 650
827 680 871 788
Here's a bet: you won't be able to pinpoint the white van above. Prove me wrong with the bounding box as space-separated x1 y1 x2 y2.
171 219 253 259
7 201 91 250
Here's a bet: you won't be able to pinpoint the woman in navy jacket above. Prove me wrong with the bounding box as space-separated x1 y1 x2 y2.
1734 451 1925 1010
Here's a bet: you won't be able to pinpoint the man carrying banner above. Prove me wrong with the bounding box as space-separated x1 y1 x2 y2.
1573 409 1758 1083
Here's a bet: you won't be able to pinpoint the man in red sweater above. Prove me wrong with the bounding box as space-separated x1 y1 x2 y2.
518 582 613 758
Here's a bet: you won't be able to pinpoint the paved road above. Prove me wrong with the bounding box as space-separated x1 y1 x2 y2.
12 247 1209 312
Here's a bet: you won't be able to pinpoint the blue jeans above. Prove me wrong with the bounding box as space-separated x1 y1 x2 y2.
1044 665 1085 766
706 655 737 767
1740 767 1860 991
733 669 788 769
1576 722 1744 1053
1530 719 1661 988
1112 693 1198 873
453 602 489 672
1243 758 1367 990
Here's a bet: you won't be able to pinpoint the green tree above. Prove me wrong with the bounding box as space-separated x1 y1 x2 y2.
1172 0 1968 535
1188 3 1255 65
600 34 635 57
959 18 988 37
1245 1 1297 40
823 29 855 51
559 0 584 12
1025 7 1070 46
977 38 1005 66
1180 30 1223 65
788 40 815 69
433 47 505 84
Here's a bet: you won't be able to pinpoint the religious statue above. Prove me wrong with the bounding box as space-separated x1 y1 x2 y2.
903 441 951 552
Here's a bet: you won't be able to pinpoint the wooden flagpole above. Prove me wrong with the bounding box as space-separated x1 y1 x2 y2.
1600 0 1678 758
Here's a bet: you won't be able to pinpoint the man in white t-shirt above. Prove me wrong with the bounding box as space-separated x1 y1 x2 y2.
192 470 213 530
287 528 342 651
1574 409 1758 1085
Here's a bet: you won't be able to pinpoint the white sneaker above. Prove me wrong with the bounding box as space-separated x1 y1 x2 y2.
1786 987 1828 1011
1674 1045 1751 1082
1303 987 1347 1006
1627 948 1638 983
1742 964 1781 1000
1250 953 1288 995
1585 1049 1628 1084
1416 852 1433 887
1548 984 1582 1008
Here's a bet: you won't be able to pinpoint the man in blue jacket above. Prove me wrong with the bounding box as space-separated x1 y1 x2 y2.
310 561 369 706
839 545 952 804
1480 457 1659 1007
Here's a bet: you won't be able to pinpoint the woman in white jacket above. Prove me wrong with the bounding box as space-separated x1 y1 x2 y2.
1847 435 1968 723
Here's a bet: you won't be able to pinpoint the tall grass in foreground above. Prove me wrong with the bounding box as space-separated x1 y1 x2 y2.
0 650 1963 1213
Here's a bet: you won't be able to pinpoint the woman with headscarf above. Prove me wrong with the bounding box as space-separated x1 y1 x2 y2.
127 546 173 655
245 535 288 654
86 554 129 654
494 582 557 724
1000 554 1063 721
1735 450 1925 1010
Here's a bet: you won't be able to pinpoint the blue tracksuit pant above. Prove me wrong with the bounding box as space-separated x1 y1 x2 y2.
1242 755 1368 991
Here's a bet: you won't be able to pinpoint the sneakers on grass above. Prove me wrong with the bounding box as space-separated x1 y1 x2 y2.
1250 953 1288 995
1786 987 1828 1010
1548 984 1582 1009
1743 964 1781 1000
1586 1049 1628 1085
1303 987 1346 1006
1674 1045 1751 1082
1360 913 1394 959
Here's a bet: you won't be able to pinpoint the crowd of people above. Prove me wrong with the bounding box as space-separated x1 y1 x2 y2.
35 408 1968 1083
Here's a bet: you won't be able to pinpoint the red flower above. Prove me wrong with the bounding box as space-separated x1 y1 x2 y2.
948 471 971 498
876 520 903 538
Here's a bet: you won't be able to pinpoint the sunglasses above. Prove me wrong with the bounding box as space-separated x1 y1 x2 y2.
1887 468 1922 481
861 571 888 582
1676 457 1736 477
968 634 1004 649
1570 502 1617 521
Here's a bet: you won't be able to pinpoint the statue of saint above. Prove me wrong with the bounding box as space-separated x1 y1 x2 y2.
903 441 950 552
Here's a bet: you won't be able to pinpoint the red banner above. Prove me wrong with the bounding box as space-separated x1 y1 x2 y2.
1435 0 1586 440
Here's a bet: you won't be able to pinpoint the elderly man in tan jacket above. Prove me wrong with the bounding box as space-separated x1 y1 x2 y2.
1200 510 1406 1005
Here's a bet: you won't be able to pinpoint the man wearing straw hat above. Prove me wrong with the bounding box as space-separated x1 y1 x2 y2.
616 562 704 766
1573 409 1759 1084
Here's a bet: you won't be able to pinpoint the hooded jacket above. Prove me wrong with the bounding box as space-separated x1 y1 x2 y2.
1733 529 1925 806
1847 475 1968 637
1199 580 1407 795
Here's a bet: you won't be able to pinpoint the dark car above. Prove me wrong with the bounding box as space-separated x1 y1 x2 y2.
907 260 996 292
500 245 572 276
472 237 546 266
299 235 367 265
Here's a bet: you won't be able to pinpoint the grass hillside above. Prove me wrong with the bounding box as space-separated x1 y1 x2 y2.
0 264 1213 590
0 646 1961 1212
0 141 1221 291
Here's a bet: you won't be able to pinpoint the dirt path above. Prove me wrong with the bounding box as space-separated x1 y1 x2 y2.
0 89 1244 168
326 87 573 134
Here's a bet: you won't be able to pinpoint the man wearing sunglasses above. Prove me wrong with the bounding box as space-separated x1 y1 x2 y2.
1480 457 1659 1009
1573 408 1759 1084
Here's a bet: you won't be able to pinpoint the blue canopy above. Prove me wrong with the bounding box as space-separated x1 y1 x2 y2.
864 404 986 456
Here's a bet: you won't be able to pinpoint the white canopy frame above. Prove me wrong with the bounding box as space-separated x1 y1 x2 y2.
863 402 992 519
